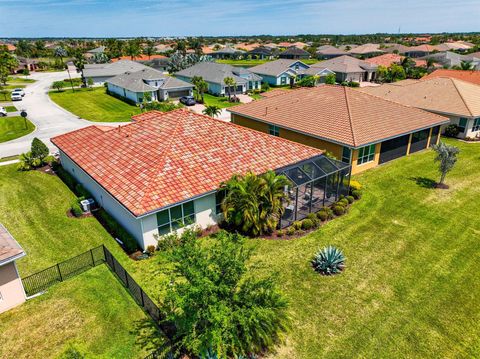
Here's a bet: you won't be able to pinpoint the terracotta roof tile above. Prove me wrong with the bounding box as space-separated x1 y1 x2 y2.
365 54 426 67
0 224 25 264
52 110 322 216
423 69 480 86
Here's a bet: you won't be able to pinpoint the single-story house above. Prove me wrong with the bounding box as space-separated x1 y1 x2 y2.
279 46 311 60
111 55 167 63
310 55 378 82
348 43 384 58
175 62 262 95
421 51 480 69
365 54 427 68
209 47 245 59
106 67 194 104
14 57 39 73
247 46 278 60
316 45 348 59
228 86 448 174
85 46 106 60
403 44 439 58
360 77 480 139
51 109 350 248
249 59 309 86
0 224 27 314
383 44 410 55
422 69 480 86
83 60 149 85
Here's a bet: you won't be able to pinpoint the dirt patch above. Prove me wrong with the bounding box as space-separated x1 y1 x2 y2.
35 164 56 175
66 209 92 219
434 183 450 189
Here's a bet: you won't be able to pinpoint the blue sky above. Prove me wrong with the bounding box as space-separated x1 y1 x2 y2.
0 0 479 37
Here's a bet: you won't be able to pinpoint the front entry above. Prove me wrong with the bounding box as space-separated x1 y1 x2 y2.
379 135 410 164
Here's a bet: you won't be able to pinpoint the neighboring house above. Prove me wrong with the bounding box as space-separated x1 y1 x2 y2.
0 224 27 314
0 43 16 52
311 55 378 82
348 43 384 58
83 60 149 85
111 55 167 63
228 86 448 174
106 67 194 104
85 46 106 60
403 44 439 58
14 57 39 73
175 62 262 95
155 44 174 53
247 46 278 59
422 51 480 69
360 77 480 139
316 45 348 59
143 57 170 73
422 69 480 86
279 46 311 59
365 53 427 68
209 47 245 59
383 44 410 55
249 59 310 86
51 109 351 248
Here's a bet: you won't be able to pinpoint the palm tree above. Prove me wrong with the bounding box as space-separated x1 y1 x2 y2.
224 76 235 101
432 142 460 187
198 80 208 103
191 76 203 101
202 105 221 118
460 60 473 70
143 40 155 59
125 40 141 60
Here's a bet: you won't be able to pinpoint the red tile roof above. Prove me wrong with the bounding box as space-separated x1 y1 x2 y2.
365 54 426 67
229 86 448 148
0 224 25 265
422 69 480 86
52 109 322 216
111 54 166 62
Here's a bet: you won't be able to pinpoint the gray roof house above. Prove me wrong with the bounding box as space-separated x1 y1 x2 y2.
107 67 194 104
175 62 262 96
422 51 480 69
83 60 148 85
279 46 311 59
316 45 348 59
210 47 245 59
86 46 106 54
310 55 378 82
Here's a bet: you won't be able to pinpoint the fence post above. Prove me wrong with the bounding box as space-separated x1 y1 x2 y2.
90 248 95 267
57 263 63 282
125 268 129 288
140 289 145 306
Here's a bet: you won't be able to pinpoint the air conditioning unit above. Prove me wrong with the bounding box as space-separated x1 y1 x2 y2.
80 198 96 212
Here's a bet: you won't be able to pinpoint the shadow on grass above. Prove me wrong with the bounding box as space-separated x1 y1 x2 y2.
131 318 169 354
409 176 437 189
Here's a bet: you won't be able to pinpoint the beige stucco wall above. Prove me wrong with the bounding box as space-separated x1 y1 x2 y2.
0 262 26 314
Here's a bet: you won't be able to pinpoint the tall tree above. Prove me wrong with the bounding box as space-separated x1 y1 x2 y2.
143 40 156 59
432 142 460 186
124 39 141 60
175 40 187 56
54 46 67 62
224 76 235 101
0 48 19 85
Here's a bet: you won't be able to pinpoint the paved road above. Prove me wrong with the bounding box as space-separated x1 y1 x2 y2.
0 71 123 158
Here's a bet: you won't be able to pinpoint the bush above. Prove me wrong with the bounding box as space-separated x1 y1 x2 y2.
317 210 328 222
346 195 355 204
261 82 270 92
351 190 362 200
312 246 345 275
307 213 320 227
276 229 285 237
286 226 295 236
146 245 156 254
349 180 362 191
70 201 83 217
301 219 314 230
75 183 91 198
444 124 460 138
319 207 334 220
93 209 138 253
337 198 349 207
333 205 345 216
31 137 49 160
292 221 302 230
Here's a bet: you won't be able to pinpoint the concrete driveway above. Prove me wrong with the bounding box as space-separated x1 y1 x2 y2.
182 93 254 122
0 71 124 158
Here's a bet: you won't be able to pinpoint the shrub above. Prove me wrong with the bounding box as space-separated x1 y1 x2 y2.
301 219 314 230
333 205 345 216
70 201 83 217
351 190 362 200
286 226 295 236
349 180 362 191
93 209 138 253
317 210 328 222
312 246 345 275
444 124 460 138
292 221 302 230
75 183 91 198
31 138 49 161
346 195 355 204
146 245 156 254
276 229 285 237
337 198 349 207
307 213 320 227
261 82 270 92
320 207 334 219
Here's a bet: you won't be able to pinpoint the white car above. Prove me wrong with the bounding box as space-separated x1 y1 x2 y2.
13 88 25 97
11 91 22 101
0 106 7 117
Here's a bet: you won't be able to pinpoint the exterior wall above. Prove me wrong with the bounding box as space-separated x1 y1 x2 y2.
107 83 146 104
88 75 112 85
336 72 364 82
257 74 280 86
141 193 219 247
0 262 26 313
350 143 381 175
59 152 145 248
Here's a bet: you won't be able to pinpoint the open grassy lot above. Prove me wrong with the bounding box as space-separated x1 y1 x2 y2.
0 116 35 143
0 265 162 359
49 87 141 122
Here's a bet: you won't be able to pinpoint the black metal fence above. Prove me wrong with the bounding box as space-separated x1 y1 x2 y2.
22 246 105 297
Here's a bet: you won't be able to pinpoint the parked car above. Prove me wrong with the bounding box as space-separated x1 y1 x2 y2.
11 91 22 101
179 95 196 106
0 107 7 117
13 88 25 97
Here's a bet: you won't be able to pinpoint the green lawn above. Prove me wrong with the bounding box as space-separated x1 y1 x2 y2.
7 76 36 83
202 92 241 109
1 139 479 358
0 265 163 359
49 87 141 122
0 116 35 143
5 105 17 112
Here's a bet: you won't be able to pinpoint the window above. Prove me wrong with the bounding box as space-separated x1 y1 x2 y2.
156 200 195 235
357 144 376 165
268 124 280 136
472 118 480 132
458 118 468 133
281 76 287 85
215 190 226 215
342 147 352 163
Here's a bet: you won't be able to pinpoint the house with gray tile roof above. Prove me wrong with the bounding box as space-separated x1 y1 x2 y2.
175 62 262 96
83 60 149 85
106 67 194 104
310 55 378 82
316 45 348 59
210 46 245 59
279 46 311 59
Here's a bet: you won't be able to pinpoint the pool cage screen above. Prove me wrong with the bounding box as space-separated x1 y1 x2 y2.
277 155 351 228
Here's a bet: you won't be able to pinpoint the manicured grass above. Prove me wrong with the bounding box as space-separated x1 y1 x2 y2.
0 265 163 358
49 87 141 122
3 84 26 90
0 154 19 162
0 116 35 143
7 76 36 83
5 105 17 112
202 92 241 109
217 58 319 67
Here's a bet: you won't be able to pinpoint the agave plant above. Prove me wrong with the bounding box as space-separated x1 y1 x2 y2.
312 246 345 275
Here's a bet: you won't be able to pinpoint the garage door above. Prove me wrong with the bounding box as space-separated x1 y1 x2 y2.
410 129 430 153
379 135 410 164
168 90 191 99
429 126 440 147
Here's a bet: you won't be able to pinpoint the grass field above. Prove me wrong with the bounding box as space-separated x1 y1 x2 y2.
0 265 162 359
0 116 35 143
5 105 17 112
49 87 141 122
0 139 479 358
216 58 319 67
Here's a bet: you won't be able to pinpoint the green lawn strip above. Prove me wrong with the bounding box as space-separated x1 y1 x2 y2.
0 154 19 162
7 76 36 83
49 87 140 122
0 265 163 359
5 105 17 112
0 116 35 143
3 84 26 90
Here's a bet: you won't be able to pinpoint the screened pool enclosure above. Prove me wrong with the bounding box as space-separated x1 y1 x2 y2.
277 155 351 228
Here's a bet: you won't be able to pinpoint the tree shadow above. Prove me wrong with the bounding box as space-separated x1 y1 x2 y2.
409 176 437 189
131 318 169 354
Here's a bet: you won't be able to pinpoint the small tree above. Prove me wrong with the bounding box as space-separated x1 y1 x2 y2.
432 141 460 187
224 76 235 101
22 68 30 78
325 73 336 85
31 137 49 161
52 81 65 92
87 77 94 89
197 79 208 103
202 105 221 118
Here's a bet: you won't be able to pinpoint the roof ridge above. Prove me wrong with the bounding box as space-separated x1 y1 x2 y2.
343 87 358 147
450 78 475 116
